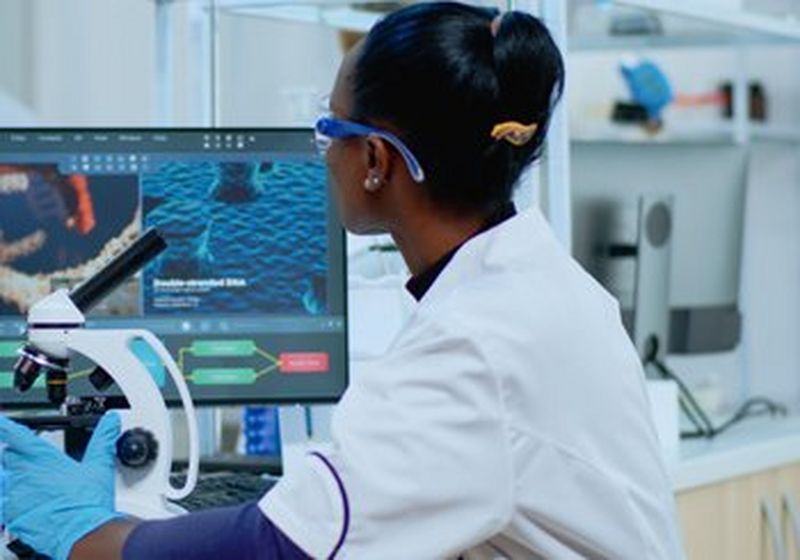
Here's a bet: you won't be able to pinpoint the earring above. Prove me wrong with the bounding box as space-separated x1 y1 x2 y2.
363 174 383 192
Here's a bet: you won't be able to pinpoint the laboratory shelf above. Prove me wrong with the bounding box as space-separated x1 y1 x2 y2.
211 1 800 44
570 121 737 144
216 0 382 32
570 122 800 145
570 31 795 51
207 1 800 49
570 0 800 50
216 0 511 32
619 0 800 41
750 123 800 143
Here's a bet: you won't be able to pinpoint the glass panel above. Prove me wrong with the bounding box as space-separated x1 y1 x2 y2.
218 1 513 33
215 0 513 126
217 10 341 126
0 0 160 127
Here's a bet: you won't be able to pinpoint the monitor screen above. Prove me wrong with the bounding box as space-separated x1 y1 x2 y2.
0 129 347 408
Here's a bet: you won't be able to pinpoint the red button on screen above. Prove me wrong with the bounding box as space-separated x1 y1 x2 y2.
279 352 330 374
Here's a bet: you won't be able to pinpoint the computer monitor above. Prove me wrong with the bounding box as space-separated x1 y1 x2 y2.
0 128 347 408
571 141 748 355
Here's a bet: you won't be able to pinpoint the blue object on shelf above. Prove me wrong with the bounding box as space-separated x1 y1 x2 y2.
620 59 674 120
243 406 281 456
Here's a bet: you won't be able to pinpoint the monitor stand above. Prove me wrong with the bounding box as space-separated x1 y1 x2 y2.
632 194 674 376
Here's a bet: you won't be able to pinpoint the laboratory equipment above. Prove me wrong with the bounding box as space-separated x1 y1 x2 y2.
616 59 769 130
620 59 674 123
243 405 281 456
0 129 348 409
11 228 199 519
571 142 748 354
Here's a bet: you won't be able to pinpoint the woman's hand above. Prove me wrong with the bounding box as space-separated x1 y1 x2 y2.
0 412 125 560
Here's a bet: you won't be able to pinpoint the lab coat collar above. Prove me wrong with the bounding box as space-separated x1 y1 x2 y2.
405 203 517 301
416 205 561 308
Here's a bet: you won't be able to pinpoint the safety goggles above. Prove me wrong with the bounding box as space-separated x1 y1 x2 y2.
314 115 426 183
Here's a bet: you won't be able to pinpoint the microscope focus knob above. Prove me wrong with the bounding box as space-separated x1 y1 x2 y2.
116 428 158 469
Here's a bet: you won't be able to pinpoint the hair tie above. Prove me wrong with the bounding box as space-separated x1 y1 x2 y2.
490 121 539 146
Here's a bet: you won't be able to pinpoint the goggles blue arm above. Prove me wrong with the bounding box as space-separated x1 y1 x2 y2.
315 116 426 183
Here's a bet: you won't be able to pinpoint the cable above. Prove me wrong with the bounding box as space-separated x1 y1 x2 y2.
649 357 715 437
648 355 787 439
676 397 709 439
712 397 787 435
642 338 712 437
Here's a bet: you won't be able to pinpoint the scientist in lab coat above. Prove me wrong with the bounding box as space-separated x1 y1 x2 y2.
0 3 684 559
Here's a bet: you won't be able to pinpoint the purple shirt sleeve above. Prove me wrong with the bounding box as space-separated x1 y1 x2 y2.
122 502 311 560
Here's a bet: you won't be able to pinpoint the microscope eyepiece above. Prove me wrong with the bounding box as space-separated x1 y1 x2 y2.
69 228 166 314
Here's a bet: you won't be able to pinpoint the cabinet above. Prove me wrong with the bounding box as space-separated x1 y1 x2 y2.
677 462 800 560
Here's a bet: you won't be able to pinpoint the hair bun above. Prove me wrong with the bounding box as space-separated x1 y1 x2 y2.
353 3 563 213
492 10 564 134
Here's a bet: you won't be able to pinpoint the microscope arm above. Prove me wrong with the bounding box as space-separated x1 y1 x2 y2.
123 329 198 501
67 328 198 507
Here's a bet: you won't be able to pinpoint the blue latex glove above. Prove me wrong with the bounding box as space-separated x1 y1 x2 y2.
0 412 124 560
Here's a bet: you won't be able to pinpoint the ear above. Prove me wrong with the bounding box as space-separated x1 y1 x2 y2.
364 135 393 184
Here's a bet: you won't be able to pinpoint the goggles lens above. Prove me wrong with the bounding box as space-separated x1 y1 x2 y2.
313 115 425 183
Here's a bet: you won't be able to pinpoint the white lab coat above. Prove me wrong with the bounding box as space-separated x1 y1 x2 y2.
260 207 684 559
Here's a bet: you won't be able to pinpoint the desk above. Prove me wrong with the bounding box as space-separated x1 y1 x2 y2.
672 416 800 559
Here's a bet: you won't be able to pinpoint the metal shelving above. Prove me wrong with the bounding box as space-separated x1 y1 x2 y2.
570 0 800 50
571 122 800 145
617 0 800 41
216 1 389 32
216 0 513 32
569 1 800 147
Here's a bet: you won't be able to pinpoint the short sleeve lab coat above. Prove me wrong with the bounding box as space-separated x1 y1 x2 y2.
259 207 685 559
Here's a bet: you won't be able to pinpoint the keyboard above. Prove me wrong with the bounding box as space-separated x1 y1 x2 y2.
169 471 278 512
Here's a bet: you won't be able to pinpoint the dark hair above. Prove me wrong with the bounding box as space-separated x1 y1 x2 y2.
352 1 564 214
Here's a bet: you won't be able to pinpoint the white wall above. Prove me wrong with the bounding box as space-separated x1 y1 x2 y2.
7 1 344 127
0 0 35 125
218 12 342 126
0 0 32 109
739 142 800 407
29 0 157 126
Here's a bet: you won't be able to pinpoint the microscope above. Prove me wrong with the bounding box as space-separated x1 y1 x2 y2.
10 228 199 520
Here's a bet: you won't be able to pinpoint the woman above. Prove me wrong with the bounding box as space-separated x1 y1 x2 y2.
0 3 684 558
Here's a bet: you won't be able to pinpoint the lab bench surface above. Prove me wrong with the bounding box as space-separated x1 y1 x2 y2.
669 415 800 491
